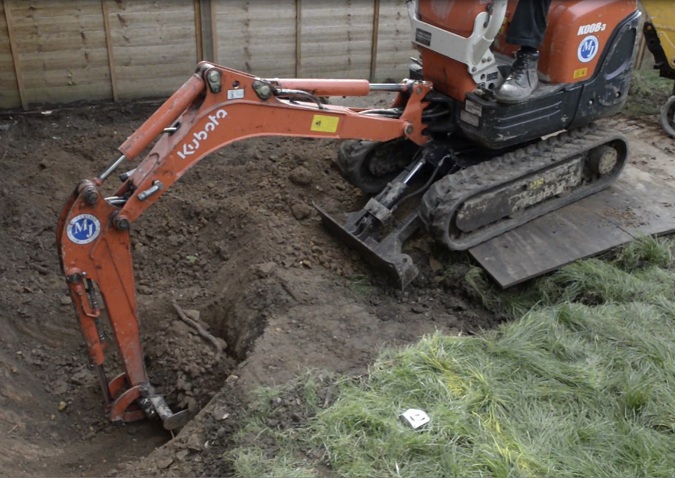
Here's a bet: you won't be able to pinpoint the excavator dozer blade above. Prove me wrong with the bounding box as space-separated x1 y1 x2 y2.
314 203 421 289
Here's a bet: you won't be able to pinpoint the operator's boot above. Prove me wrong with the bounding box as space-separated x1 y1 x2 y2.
495 48 540 104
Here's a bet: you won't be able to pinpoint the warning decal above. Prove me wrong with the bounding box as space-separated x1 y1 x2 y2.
573 68 588 79
311 115 340 133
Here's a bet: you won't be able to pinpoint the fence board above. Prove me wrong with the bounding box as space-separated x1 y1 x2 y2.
22 67 111 89
20 48 110 70
109 26 198 49
26 83 117 106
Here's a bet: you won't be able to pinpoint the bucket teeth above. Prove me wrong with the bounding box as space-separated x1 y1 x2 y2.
140 387 191 430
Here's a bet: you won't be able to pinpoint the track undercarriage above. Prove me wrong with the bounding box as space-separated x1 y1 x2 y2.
318 124 629 288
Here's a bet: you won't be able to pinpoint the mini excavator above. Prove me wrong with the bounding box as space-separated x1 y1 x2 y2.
57 0 641 427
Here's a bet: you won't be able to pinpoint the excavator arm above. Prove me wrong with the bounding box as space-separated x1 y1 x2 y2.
56 62 432 428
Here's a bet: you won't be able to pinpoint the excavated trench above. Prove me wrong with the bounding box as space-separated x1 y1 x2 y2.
0 229 286 477
138 240 282 421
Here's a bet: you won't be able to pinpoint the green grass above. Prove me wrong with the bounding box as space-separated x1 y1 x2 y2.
466 236 675 318
623 69 673 117
227 237 675 477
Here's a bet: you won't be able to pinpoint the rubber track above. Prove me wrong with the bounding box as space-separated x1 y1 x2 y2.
419 124 629 250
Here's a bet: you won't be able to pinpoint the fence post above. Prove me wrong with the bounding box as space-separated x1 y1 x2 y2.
196 0 216 62
101 0 118 102
369 0 381 81
209 0 218 63
3 0 26 110
193 0 203 61
295 0 302 77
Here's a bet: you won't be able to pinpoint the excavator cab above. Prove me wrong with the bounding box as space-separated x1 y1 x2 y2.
412 0 639 148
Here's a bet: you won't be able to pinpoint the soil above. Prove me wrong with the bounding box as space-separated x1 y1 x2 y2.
0 91 673 477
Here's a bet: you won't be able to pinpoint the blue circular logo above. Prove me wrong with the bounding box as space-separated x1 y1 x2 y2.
578 35 599 63
66 214 101 245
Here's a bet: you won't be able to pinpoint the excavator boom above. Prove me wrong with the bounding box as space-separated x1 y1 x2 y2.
56 62 432 427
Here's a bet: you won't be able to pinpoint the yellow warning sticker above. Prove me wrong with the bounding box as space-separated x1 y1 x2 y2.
311 115 340 133
573 68 588 79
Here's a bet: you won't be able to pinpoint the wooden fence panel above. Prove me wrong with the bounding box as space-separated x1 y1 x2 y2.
375 0 416 81
298 0 376 79
211 0 413 81
0 0 416 110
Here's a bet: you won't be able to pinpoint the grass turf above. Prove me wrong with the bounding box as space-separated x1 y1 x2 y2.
228 237 675 477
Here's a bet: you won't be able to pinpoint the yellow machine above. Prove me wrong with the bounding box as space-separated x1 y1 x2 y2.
642 0 675 137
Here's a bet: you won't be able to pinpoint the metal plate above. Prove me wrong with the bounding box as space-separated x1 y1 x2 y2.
470 163 675 288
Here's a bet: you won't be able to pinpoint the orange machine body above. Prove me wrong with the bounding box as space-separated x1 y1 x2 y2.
417 0 638 100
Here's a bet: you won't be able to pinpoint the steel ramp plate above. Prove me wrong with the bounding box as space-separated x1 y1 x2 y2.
470 163 675 288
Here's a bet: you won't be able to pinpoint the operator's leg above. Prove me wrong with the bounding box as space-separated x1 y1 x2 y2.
505 0 552 50
495 0 553 103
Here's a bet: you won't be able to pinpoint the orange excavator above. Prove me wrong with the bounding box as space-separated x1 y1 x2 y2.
57 0 640 428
